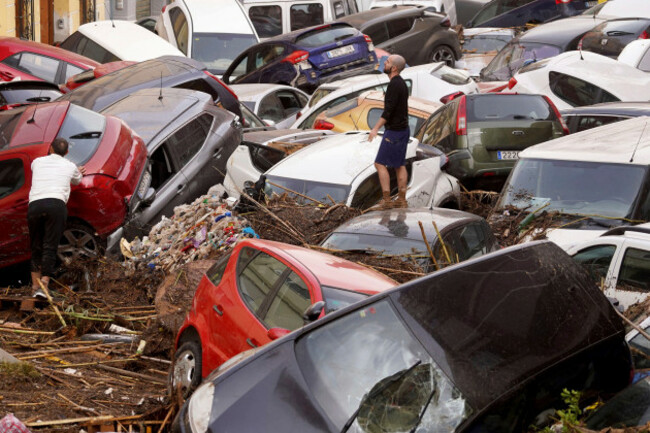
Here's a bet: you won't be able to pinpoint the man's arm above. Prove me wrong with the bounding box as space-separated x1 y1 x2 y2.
71 166 85 185
368 117 387 142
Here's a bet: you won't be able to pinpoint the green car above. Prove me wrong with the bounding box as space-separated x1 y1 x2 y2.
414 93 568 191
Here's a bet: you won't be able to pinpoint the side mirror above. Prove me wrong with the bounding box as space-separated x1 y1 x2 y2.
267 327 291 340
302 301 325 323
141 187 156 206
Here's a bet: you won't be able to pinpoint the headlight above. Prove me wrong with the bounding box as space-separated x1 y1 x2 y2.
187 382 214 433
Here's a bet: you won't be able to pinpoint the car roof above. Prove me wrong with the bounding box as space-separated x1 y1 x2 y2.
100 88 211 144
329 208 482 241
0 36 99 68
359 90 441 112
562 102 650 117
267 22 357 43
231 83 299 101
339 5 424 28
520 116 650 164
518 16 605 47
76 20 185 61
267 131 418 184
241 239 397 293
176 0 254 33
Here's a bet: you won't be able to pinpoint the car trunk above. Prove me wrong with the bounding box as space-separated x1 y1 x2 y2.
296 25 369 71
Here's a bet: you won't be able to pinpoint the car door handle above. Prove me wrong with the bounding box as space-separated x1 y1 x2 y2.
212 304 223 316
213 148 223 158
246 338 258 348
177 184 186 194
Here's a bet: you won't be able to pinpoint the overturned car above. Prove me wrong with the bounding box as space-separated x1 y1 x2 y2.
172 241 632 433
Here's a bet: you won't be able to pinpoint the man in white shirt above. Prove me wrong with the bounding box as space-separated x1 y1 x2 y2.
28 138 85 298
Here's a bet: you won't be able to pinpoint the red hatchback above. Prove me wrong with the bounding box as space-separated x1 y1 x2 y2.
171 239 397 397
0 101 148 269
0 37 99 85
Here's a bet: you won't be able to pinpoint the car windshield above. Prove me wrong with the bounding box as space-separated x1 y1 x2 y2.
585 377 650 430
0 88 61 105
295 24 358 48
321 285 367 313
467 94 553 121
309 87 335 107
497 158 648 219
266 174 350 204
191 33 258 75
240 102 266 128
58 105 106 165
482 41 561 81
295 299 471 432
322 232 428 257
463 33 512 54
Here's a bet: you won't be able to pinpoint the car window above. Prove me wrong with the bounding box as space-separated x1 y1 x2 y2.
321 285 367 313
238 250 289 313
482 41 560 81
472 0 535 26
628 326 650 369
248 142 286 172
278 90 305 116
462 34 511 54
249 5 283 38
150 144 177 189
253 44 286 70
58 104 107 165
386 18 414 39
0 110 26 149
0 158 24 200
193 33 259 75
76 36 119 64
291 4 325 31
617 247 650 291
571 244 616 284
240 102 266 128
263 271 311 330
350 172 396 210
573 115 626 133
416 104 454 149
4 52 60 83
366 108 422 132
295 23 356 47
333 1 345 18
258 93 285 122
0 87 60 105
207 252 232 286
549 71 620 107
64 63 84 81
165 113 213 168
453 222 489 261
467 94 552 121
169 7 189 55
638 46 650 72
229 53 250 81
364 23 389 45
432 230 457 266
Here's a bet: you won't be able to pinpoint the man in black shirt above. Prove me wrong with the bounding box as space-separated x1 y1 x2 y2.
368 54 409 209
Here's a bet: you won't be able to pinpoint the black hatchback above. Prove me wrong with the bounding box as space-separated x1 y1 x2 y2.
172 241 631 433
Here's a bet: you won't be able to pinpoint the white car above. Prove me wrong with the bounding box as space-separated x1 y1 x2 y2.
367 0 444 12
589 0 650 19
291 62 478 129
618 39 650 72
230 83 309 129
456 28 515 78
156 0 259 75
564 225 650 310
59 20 185 63
224 131 460 209
507 51 650 110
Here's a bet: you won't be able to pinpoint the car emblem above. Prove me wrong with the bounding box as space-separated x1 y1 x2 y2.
512 130 525 136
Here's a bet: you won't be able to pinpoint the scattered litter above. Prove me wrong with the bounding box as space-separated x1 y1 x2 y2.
0 413 30 433
104 388 113 395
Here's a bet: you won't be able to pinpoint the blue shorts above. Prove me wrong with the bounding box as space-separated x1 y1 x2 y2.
375 128 410 168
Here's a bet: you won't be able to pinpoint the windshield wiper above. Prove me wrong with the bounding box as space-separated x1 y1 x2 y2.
340 360 422 433
408 382 438 433
69 131 102 139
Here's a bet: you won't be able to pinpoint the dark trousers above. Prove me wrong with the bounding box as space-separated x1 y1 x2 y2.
27 198 67 277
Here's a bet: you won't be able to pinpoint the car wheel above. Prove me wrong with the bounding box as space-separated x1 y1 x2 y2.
430 45 456 67
57 222 103 265
171 340 203 400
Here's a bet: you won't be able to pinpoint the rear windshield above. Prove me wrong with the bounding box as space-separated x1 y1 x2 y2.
467 95 553 122
309 87 335 107
295 24 358 48
324 97 358 117
462 33 512 53
0 88 61 105
0 109 25 150
482 41 561 81
192 33 258 75
58 105 106 165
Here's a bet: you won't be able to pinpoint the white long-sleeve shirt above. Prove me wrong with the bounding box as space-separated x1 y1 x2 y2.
29 154 83 204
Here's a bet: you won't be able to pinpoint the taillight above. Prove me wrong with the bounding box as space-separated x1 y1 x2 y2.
440 91 464 104
282 50 309 64
162 4 166 12
440 16 451 28
203 70 239 100
543 95 569 135
507 76 518 90
555 0 572 3
577 35 585 50
363 34 375 51
455 95 467 136
639 30 649 39
296 111 302 119
313 119 335 130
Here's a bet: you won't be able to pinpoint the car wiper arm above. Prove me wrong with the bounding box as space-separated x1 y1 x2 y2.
408 381 437 433
69 131 102 139
340 360 422 433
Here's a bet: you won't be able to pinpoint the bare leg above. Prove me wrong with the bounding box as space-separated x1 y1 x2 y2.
31 271 41 290
396 165 408 191
41 275 50 289
375 163 391 193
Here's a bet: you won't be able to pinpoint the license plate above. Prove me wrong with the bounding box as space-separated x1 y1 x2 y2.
497 151 519 160
327 45 355 59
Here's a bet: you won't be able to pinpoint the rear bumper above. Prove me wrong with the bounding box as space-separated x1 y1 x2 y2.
297 61 378 92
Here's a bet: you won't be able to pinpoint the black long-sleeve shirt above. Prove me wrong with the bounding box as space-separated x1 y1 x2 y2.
381 75 409 131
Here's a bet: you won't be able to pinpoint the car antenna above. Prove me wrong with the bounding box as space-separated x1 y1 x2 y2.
349 112 359 130
630 121 647 163
26 90 42 124
158 71 163 101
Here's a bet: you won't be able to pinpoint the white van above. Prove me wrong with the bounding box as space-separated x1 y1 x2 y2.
156 0 259 75
241 0 359 40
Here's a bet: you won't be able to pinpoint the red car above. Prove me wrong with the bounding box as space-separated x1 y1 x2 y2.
171 239 397 397
60 60 136 93
0 37 99 85
0 101 148 269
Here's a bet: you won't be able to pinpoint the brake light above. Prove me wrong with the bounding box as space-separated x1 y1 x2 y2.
639 31 649 39
440 91 464 104
162 4 166 12
455 95 467 136
440 16 451 28
282 50 309 64
555 0 572 3
203 70 239 101
543 95 569 135
296 111 302 119
363 34 375 51
313 119 335 130
507 76 518 90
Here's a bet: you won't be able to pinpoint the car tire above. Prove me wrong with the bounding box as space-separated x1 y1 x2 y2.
57 222 104 265
170 340 203 400
430 45 456 67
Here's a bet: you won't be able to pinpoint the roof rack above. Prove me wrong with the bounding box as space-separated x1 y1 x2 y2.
601 226 650 237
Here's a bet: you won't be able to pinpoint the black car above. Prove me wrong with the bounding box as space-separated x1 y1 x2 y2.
466 0 593 28
580 18 650 58
562 101 650 133
172 241 631 433
339 6 461 67
57 55 242 119
0 80 61 109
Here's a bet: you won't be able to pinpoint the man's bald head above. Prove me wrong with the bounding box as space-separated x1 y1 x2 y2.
388 54 406 73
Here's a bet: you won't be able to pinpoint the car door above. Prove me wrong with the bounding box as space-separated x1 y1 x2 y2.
168 6 190 55
275 89 308 128
608 239 650 307
0 153 32 268
571 243 619 288
0 51 63 84
383 17 416 58
223 48 254 84
257 92 286 126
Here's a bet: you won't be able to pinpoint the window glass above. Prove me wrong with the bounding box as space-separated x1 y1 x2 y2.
207 252 231 286
58 105 106 165
291 4 325 31
618 247 650 291
0 87 60 105
166 113 212 168
416 105 453 148
454 222 488 261
571 245 616 284
574 115 625 133
386 18 413 39
238 251 289 313
240 102 266 128
549 71 620 107
78 36 117 63
467 94 552 122
472 0 535 26
249 5 282 38
169 7 189 55
295 23 356 48
628 326 650 370
258 94 284 122
150 144 176 189
64 63 84 81
249 143 286 172
322 285 367 313
264 271 311 330
365 23 389 45
277 90 305 116
0 158 24 200
174 78 219 100
333 1 345 18
482 42 560 81
59 31 83 51
462 34 511 54
192 33 258 75
7 52 59 83
638 46 650 72
253 44 286 70
229 54 250 81
0 110 26 149
431 64 470 85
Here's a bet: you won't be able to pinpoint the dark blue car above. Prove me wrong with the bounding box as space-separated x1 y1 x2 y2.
466 0 596 28
222 23 377 93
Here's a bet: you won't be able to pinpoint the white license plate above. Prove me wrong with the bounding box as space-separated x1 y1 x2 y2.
497 151 519 160
327 45 355 59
